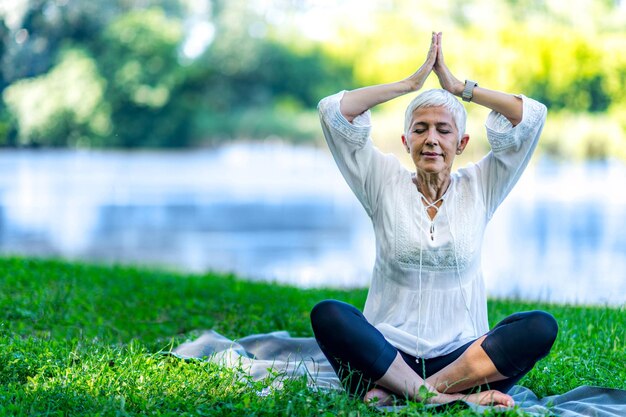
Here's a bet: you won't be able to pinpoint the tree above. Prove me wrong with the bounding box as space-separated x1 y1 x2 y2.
3 47 109 147
93 8 192 147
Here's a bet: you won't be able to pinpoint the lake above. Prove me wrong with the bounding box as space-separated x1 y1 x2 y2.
0 145 624 305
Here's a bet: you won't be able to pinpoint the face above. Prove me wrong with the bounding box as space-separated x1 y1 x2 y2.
402 106 469 175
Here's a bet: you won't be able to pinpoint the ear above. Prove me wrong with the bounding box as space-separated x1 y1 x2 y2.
401 135 410 153
456 134 470 155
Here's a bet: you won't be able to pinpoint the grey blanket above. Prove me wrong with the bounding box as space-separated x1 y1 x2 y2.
172 330 626 416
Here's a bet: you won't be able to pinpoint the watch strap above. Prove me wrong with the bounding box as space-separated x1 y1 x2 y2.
462 80 478 102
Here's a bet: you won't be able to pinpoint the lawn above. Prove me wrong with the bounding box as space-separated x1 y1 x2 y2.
1 257 624 416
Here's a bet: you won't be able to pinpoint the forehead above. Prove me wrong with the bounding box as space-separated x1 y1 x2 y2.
410 106 456 128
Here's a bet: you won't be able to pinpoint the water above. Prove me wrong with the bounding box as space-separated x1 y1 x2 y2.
0 145 624 305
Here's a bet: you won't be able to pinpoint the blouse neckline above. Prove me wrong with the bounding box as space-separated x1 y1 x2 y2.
410 171 454 221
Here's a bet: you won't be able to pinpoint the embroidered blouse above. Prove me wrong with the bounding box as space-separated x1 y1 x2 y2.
318 91 547 359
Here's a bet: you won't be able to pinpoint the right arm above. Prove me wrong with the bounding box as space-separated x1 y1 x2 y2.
318 33 439 217
340 32 439 123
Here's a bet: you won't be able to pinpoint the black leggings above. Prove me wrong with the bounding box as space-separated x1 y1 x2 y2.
310 300 558 397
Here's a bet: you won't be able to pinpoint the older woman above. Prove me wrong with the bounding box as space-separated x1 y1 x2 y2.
310 33 557 407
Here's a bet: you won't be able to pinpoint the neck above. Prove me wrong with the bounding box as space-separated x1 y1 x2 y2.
413 170 451 202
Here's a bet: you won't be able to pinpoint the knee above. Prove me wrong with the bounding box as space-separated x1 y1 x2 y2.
525 310 559 356
310 300 334 329
484 310 558 377
310 300 355 337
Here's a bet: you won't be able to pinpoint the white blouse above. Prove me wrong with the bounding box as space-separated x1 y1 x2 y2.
318 91 547 359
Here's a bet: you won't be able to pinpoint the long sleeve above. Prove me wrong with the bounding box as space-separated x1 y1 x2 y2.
475 95 547 218
318 91 402 218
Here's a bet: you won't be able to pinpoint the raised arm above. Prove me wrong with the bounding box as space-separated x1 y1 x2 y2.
433 32 523 126
431 32 546 217
340 33 439 123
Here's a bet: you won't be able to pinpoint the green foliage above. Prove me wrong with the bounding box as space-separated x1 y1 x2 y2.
503 26 613 113
1 0 626 152
1 6 195 148
0 103 16 146
93 8 192 148
3 47 109 147
0 257 624 415
0 1 355 147
199 41 354 111
193 107 321 144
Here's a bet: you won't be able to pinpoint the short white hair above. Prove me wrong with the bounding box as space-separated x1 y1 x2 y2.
404 89 467 143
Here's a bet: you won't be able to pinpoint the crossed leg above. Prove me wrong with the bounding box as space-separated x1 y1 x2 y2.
425 335 505 393
368 335 509 406
310 300 558 406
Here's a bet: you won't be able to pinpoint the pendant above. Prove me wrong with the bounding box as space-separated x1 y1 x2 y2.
430 222 435 241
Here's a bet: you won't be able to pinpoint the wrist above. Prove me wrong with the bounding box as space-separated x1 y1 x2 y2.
401 77 421 93
451 81 465 97
461 80 479 102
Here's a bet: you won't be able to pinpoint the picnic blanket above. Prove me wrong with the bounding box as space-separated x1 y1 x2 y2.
172 330 626 416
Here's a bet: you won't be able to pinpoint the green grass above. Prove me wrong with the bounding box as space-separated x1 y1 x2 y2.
0 257 624 416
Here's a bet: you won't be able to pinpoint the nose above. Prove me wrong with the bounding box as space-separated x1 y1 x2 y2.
425 127 439 145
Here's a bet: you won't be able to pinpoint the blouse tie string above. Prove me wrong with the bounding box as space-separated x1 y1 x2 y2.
444 202 478 338
420 195 444 241
413 172 445 241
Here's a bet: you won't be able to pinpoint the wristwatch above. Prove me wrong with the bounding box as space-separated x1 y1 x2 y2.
462 80 478 102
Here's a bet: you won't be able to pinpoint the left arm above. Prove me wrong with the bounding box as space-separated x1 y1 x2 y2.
463 87 522 127
433 32 547 217
433 32 523 126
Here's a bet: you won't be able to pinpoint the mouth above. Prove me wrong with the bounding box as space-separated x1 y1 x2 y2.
421 152 442 158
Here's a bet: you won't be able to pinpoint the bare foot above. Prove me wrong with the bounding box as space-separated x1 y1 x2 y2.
363 387 394 406
462 389 514 407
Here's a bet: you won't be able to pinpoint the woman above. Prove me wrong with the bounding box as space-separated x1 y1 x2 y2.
310 32 557 407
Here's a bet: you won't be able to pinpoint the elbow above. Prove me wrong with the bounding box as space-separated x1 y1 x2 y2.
342 112 356 124
338 101 357 124
508 96 525 127
514 98 547 128
509 115 523 127
318 94 356 124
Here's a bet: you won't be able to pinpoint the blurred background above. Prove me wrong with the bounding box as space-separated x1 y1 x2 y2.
0 0 625 305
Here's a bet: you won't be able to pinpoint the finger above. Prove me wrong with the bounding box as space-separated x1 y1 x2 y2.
436 32 444 64
422 37 437 69
428 32 437 59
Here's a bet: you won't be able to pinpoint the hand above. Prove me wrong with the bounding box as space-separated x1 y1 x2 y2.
433 32 464 96
403 32 438 92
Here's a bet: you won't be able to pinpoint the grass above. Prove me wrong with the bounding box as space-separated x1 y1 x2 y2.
0 257 624 416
